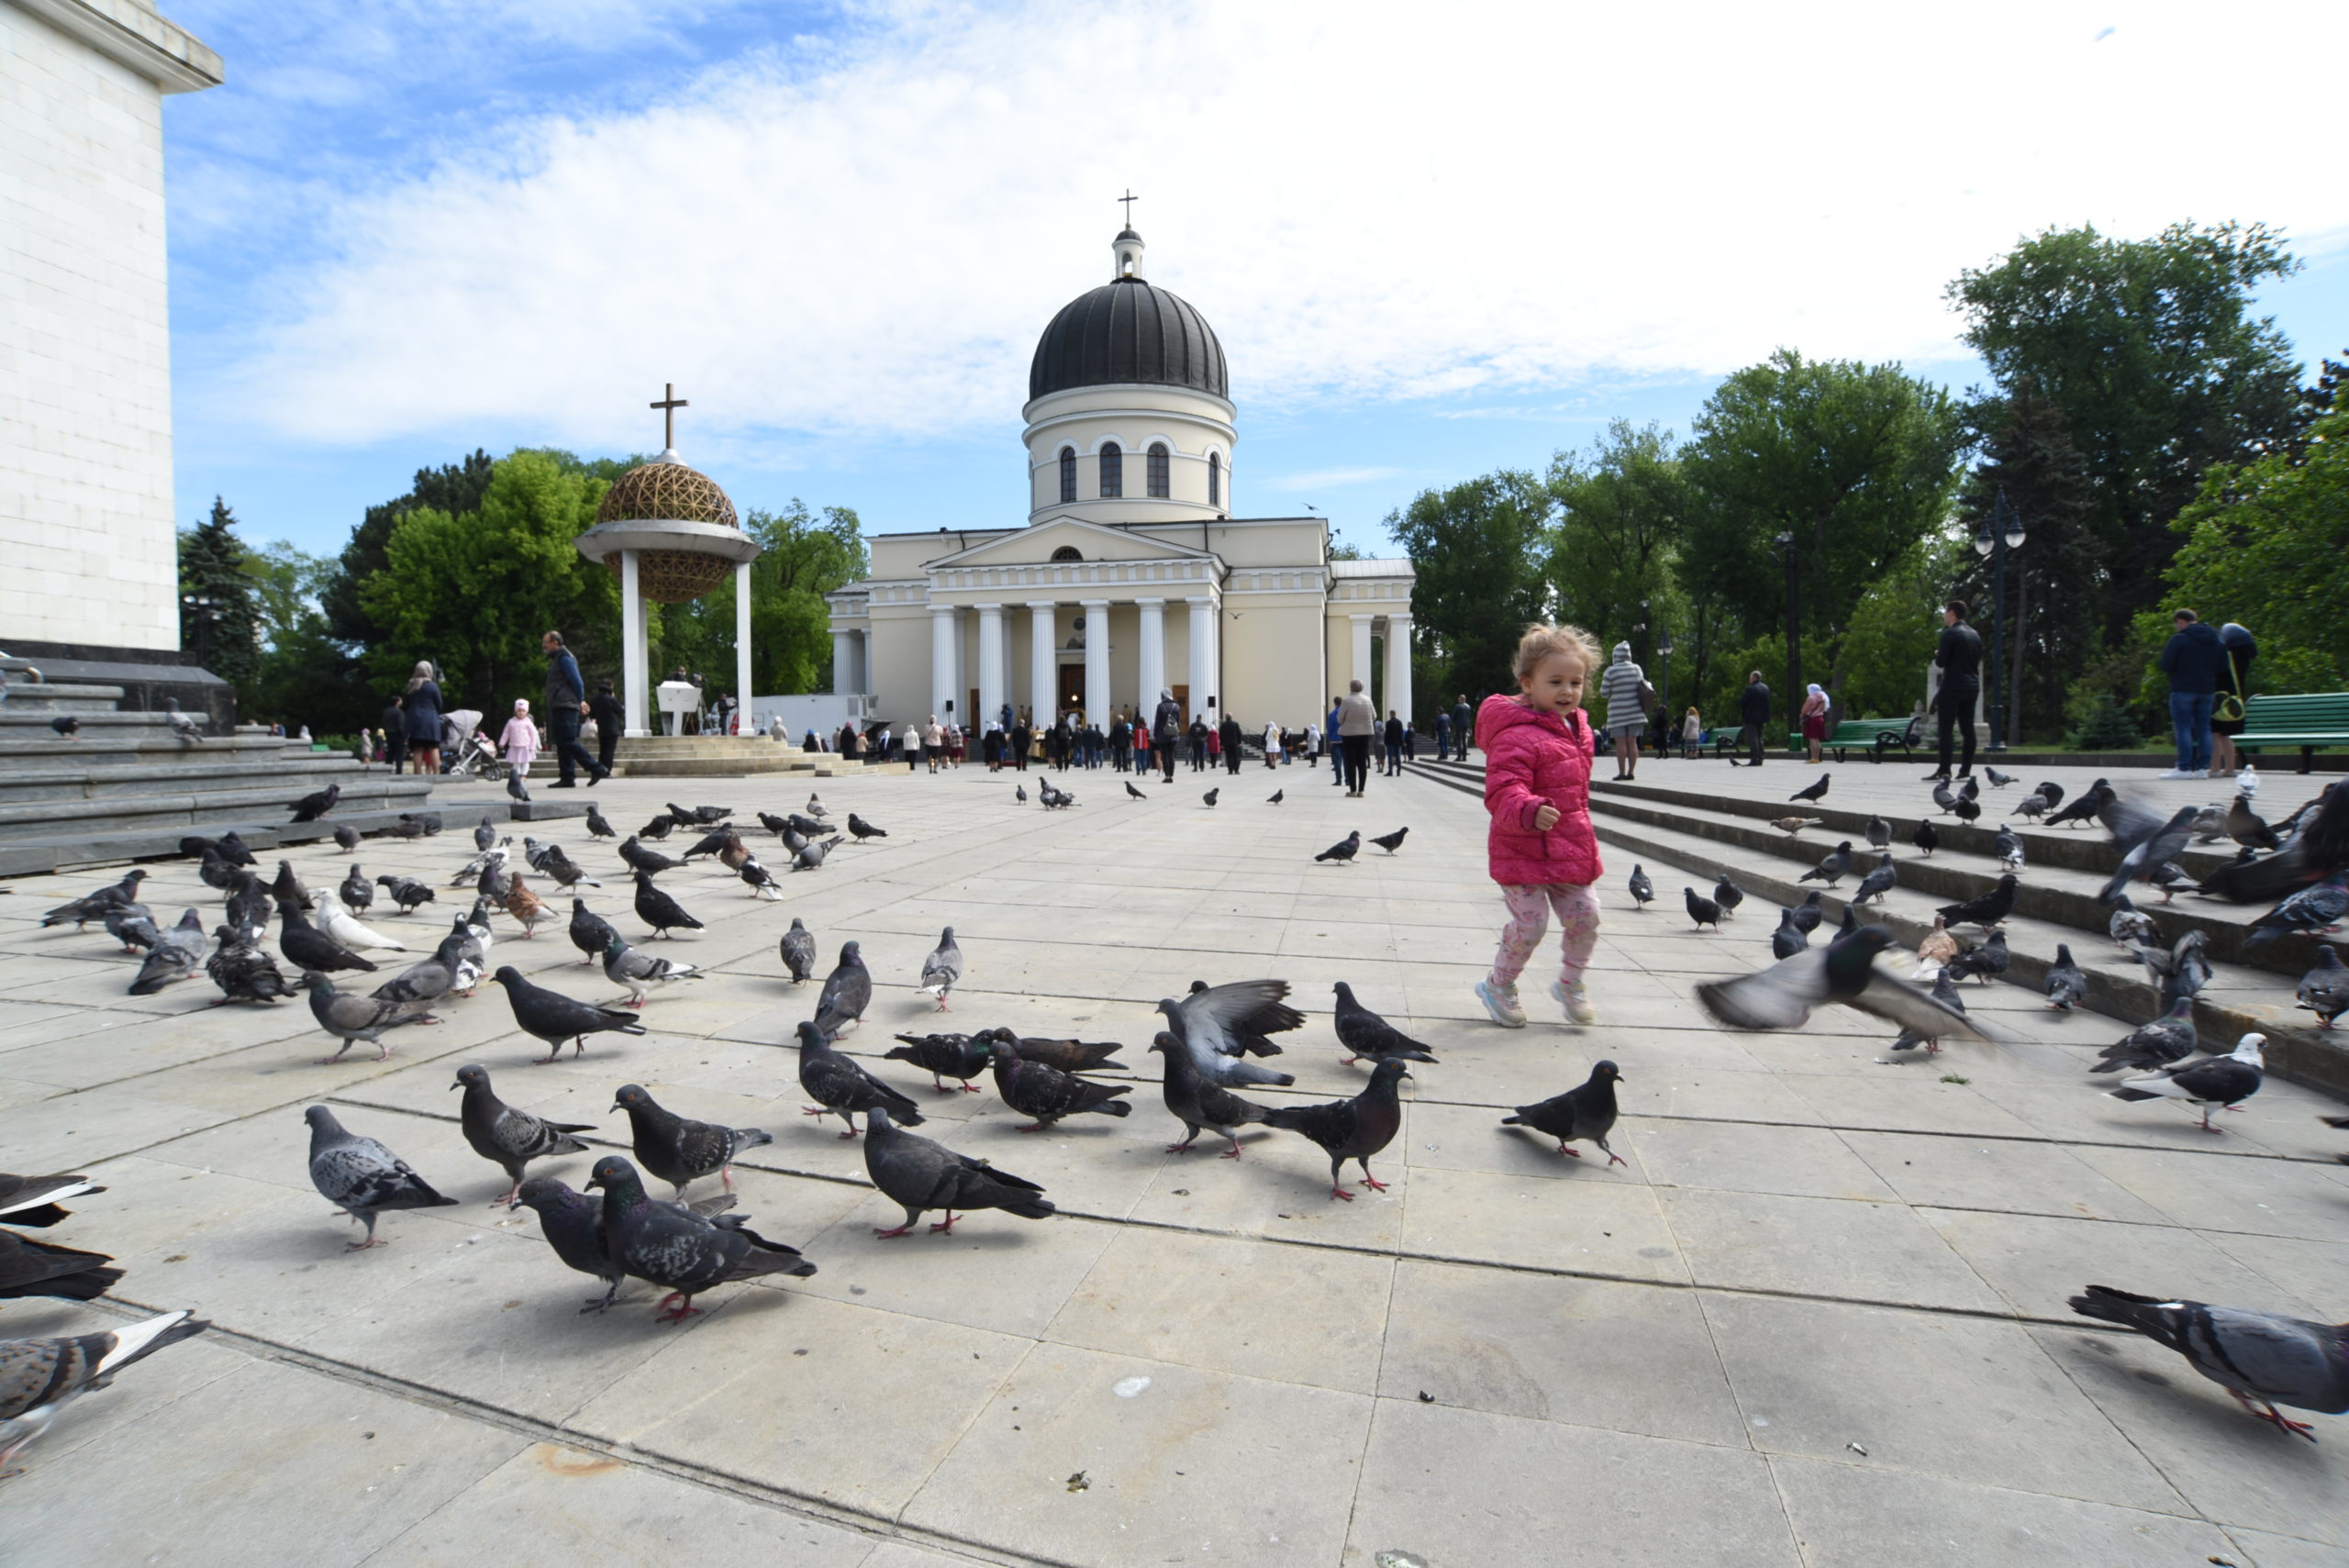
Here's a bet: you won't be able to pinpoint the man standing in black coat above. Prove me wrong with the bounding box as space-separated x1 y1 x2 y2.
1927 600 1983 781
541 630 609 787
1152 688 1184 784
1735 671 1772 766
587 679 624 775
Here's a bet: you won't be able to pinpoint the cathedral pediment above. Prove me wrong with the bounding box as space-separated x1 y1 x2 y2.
923 516 1213 572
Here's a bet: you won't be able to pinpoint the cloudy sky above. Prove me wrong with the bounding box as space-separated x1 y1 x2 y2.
162 0 2349 559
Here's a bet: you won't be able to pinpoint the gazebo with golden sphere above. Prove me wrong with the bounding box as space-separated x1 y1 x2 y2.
572 385 763 736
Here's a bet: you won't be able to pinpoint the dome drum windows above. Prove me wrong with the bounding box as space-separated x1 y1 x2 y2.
1099 441 1123 499
1146 442 1170 498
1208 451 1221 507
1058 447 1076 504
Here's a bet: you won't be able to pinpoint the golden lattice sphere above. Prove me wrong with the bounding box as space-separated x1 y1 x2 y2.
596 459 739 529
621 550 736 604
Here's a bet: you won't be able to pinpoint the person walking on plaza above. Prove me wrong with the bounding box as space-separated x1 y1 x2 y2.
1327 696 1345 786
1734 671 1771 767
1337 678 1376 797
1219 712 1242 775
1382 709 1405 775
2158 607 2228 779
1452 693 1475 759
499 699 541 779
1598 641 1647 782
1799 683 1829 765
1680 706 1702 759
380 695 408 774
589 679 623 775
2211 621 2256 775
1152 688 1183 784
1927 600 1983 781
1475 624 1604 1029
1434 708 1452 761
540 631 607 787
1263 718 1280 768
402 661 444 775
1011 714 1031 772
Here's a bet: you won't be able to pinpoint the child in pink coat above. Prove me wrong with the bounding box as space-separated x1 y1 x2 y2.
498 699 541 775
1475 624 1605 1028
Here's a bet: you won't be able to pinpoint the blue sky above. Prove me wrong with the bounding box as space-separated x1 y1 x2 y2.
161 2 2349 564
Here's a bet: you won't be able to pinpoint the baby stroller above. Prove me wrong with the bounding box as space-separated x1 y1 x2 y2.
440 710 505 781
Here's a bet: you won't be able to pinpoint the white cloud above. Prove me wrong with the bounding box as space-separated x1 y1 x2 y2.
224 0 2349 456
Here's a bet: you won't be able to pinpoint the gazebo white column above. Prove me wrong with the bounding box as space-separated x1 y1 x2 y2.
1351 614 1375 693
1385 614 1414 728
832 629 855 696
976 604 1006 730
620 550 650 736
1080 598 1109 722
930 605 956 721
1186 597 1214 718
733 562 753 733
1136 597 1166 712
1028 603 1056 720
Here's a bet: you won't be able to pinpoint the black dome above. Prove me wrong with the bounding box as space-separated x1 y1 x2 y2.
1029 277 1229 403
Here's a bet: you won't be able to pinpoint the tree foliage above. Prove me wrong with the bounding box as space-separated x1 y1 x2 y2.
640 502 869 698
321 450 495 648
176 497 261 693
1386 472 1552 704
1544 421 1689 651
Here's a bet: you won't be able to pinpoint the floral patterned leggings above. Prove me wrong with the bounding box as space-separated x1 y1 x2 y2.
1489 882 1603 989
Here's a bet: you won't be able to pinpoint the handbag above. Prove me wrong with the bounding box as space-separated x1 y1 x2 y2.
1636 678 1659 712
2213 691 2245 724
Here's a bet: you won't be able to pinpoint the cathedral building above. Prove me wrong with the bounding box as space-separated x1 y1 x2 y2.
827 228 1416 736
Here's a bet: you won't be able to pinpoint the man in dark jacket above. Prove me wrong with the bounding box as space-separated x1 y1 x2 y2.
540 630 607 787
1152 689 1184 784
1452 695 1474 757
1219 713 1244 775
380 697 407 773
1927 601 1983 782
2158 607 2228 778
1382 710 1406 775
1735 671 1772 766
587 679 624 774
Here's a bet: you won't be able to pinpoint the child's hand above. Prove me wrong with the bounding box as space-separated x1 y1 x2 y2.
1532 805 1562 830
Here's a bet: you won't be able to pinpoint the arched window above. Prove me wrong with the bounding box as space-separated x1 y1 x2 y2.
1099 442 1123 499
1146 442 1170 498
1208 451 1221 507
1050 545 1083 562
1058 447 1076 504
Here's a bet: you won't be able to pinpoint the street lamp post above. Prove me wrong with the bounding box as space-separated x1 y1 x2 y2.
1658 626 1675 757
1774 532 1800 759
181 594 215 670
1972 490 2027 754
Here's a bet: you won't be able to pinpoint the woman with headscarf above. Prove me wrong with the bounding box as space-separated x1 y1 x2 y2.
1598 641 1648 781
402 661 444 774
1799 683 1830 764
2210 622 2257 775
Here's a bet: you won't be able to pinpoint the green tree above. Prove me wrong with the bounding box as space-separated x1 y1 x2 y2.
320 450 495 647
176 496 262 695
1543 419 1691 660
242 539 370 736
638 502 869 700
1948 221 2304 639
1385 471 1552 704
1835 529 1965 721
1954 390 2098 741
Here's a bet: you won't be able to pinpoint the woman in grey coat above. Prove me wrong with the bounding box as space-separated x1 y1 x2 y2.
1598 641 1647 781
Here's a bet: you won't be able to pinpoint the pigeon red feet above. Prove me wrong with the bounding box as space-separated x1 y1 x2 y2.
1219 1143 1244 1160
958 1081 982 1093
1557 1145 1582 1158
929 1211 959 1234
344 1236 388 1251
653 1293 703 1324
719 1165 736 1191
1359 1172 1391 1192
1605 1151 1629 1169
1166 1140 1197 1154
1329 1184 1355 1201
837 1127 861 1139
1015 1122 1048 1133
873 1224 913 1239
801 1105 830 1117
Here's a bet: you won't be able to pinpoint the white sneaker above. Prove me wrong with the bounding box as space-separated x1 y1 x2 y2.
1549 978 1597 1025
1476 978 1527 1029
2156 769 2195 780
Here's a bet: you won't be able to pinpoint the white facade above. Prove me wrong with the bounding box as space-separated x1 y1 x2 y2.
0 0 220 654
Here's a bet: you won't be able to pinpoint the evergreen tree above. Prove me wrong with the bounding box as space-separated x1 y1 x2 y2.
176 497 260 691
1954 391 2097 742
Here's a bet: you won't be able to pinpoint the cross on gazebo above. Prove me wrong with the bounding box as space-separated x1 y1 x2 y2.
650 383 688 449
1118 189 1138 228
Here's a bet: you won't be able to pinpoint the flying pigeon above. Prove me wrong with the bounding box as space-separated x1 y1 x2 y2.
2043 943 2087 1011
0 1311 208 1473
612 1083 771 1195
2133 929 2212 1010
1154 981 1302 1089
1771 907 1808 960
1264 1058 1411 1200
587 1154 812 1322
1684 886 1720 931
127 909 206 995
489 965 647 1063
1787 773 1830 804
885 1032 994 1093
1331 982 1440 1065
780 917 817 984
1888 967 1968 1056
603 935 703 1007
1628 865 1654 908
1936 874 2018 931
813 941 873 1038
2090 997 2199 1075
795 1019 923 1137
2099 800 2203 903
990 1038 1132 1130
1697 926 1992 1042
863 1106 1053 1236
206 928 298 1005
2109 895 2160 950
2068 1284 2348 1441
2298 946 2348 1029
1849 853 1897 907
2106 1033 2265 1131
304 1105 458 1249
452 1063 595 1205
1798 841 1853 887
1149 1031 1270 1159
632 871 703 939
289 781 339 821
1315 831 1362 864
1500 1061 1625 1164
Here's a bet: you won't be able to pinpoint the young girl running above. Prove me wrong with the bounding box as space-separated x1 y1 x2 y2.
1475 624 1605 1028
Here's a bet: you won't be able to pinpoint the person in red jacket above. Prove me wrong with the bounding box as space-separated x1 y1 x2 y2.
1475 624 1606 1029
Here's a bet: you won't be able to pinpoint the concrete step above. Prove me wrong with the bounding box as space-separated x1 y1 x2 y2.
0 754 384 806
0 682 126 714
0 802 447 877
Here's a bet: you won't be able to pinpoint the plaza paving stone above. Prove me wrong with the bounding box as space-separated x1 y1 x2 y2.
1 758 2343 1565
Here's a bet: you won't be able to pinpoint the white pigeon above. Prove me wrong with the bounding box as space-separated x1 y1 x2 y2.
2235 762 2258 798
318 895 406 951
806 794 829 821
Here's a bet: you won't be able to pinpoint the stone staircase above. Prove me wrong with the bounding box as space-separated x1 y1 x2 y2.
1402 755 2349 1097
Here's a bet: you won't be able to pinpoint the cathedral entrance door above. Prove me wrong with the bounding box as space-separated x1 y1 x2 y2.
1058 663 1085 717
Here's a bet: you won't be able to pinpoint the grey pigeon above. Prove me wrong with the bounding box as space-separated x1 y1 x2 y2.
540 842 600 889
370 936 461 1009
0 1310 207 1473
780 917 817 984
2098 798 2203 904
39 869 147 929
1204 788 1221 809
1155 981 1301 1089
813 940 873 1038
1331 982 1439 1065
206 927 298 1005
2044 943 2087 1011
224 875 272 943
1789 890 1824 934
304 970 437 1063
2109 895 2160 950
1698 926 1992 1042
339 865 373 912
1148 1031 1271 1158
303 1105 457 1249
453 1063 595 1205
990 1037 1132 1130
846 812 886 840
128 909 207 995
917 927 963 1011
489 965 646 1063
1712 875 1745 917
1685 887 1721 931
862 1106 1053 1236
795 1019 924 1137
1264 1057 1411 1200
885 1031 994 1093
568 898 619 966
1771 908 1807 961
474 817 498 853
1315 831 1362 864
1798 841 1854 887
2149 860 2196 903
2090 996 2199 1074
2069 1284 2349 1441
507 769 530 803
1500 1061 1625 1165
2107 1033 2265 1131
631 871 703 939
280 898 375 974
511 1178 736 1312
584 805 616 839
611 1083 771 1195
2245 874 2349 947
2227 793 2279 852
375 875 436 916
2010 795 2049 821
792 837 833 873
1849 854 1897 907
2134 929 2213 1009
1628 865 1653 908
101 902 157 954
1983 766 2015 787
1992 825 2026 873
1889 968 1967 1056
1370 826 1407 853
164 696 205 743
1865 814 1890 851
603 936 702 1007
2297 946 2348 1029
587 1154 812 1323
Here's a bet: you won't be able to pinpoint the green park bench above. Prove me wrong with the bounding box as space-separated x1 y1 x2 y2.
1802 716 1920 763
2235 693 2349 773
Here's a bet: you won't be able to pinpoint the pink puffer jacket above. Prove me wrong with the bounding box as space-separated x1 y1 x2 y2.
1478 695 1602 887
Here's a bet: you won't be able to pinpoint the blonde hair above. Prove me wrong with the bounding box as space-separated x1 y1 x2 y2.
1512 622 1602 688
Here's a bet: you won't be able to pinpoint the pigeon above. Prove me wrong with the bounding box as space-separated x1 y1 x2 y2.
637 817 674 840
2190 804 2234 845
1951 797 1982 826
863 1106 1053 1236
1126 782 1149 801
1148 1031 1271 1159
206 928 298 1005
2091 997 2199 1074
509 1176 631 1311
2098 800 2203 903
127 909 206 995
1936 874 2018 930
489 966 647 1063
2033 781 2065 810
507 770 531 804
846 813 887 841
1267 789 1284 805
2109 895 2160 950
618 836 682 875
1837 904 1859 937
39 869 147 929
584 805 616 840
1944 929 2009 986
990 1038 1132 1130
0 1229 121 1302
304 1105 458 1249
2068 1284 2348 1442
197 849 239 893
369 935 462 1010
567 899 619 967
0 1310 208 1472
279 900 376 974
164 696 205 743
1697 925 1992 1042
302 970 437 1063
1930 778 1960 815
1798 841 1853 887
1712 875 1745 917
1917 915 1959 968
1992 825 2026 873
885 1032 995 1093
1909 820 1939 858
451 1064 596 1205
1787 773 1830 803
450 904 491 993
1203 788 1221 808
476 853 515 906
228 873 274 938
0 1172 103 1230
588 1154 813 1322
1014 786 1028 804
611 1083 771 1195
632 871 703 939
1984 766 2015 788
669 803 732 826
780 917 817 984
1684 887 1720 931
2044 943 2087 1011
338 864 373 912
2045 783 2111 830
1628 865 1654 908
289 781 339 821
497 873 554 939
2227 794 2279 853
209 830 256 867
1865 814 1891 851
1154 982 1302 1089
1316 831 1363 865
102 902 158 954
603 935 704 1008
1770 817 1824 837
792 837 834 873
795 1019 923 1137
2244 875 2349 948
1771 907 1808 960
374 875 436 916
805 794 829 821
1264 1057 1411 1200
813 941 873 1038
917 927 963 1010
1500 1061 1625 1165
2235 762 2260 799
675 828 730 862
451 843 507 888
1368 826 1409 855
386 813 439 840
979 1029 1127 1075
2297 946 2349 1029
1888 968 1968 1055
46 714 78 740
785 812 829 840
1849 853 1897 907
2132 929 2212 1009
2009 795 2049 821
1331 982 1440 1066
1789 890 1824 934
319 895 406 953
539 843 600 889
2107 1033 2266 1132
739 856 785 898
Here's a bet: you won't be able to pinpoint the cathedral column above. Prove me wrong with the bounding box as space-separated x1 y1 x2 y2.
1186 597 1214 719
976 604 1006 732
734 562 754 733
1028 602 1056 720
1136 597 1166 714
620 550 650 737
832 629 854 696
930 605 956 721
854 629 870 697
1351 614 1375 694
951 606 966 725
1080 598 1109 723
1385 614 1414 728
